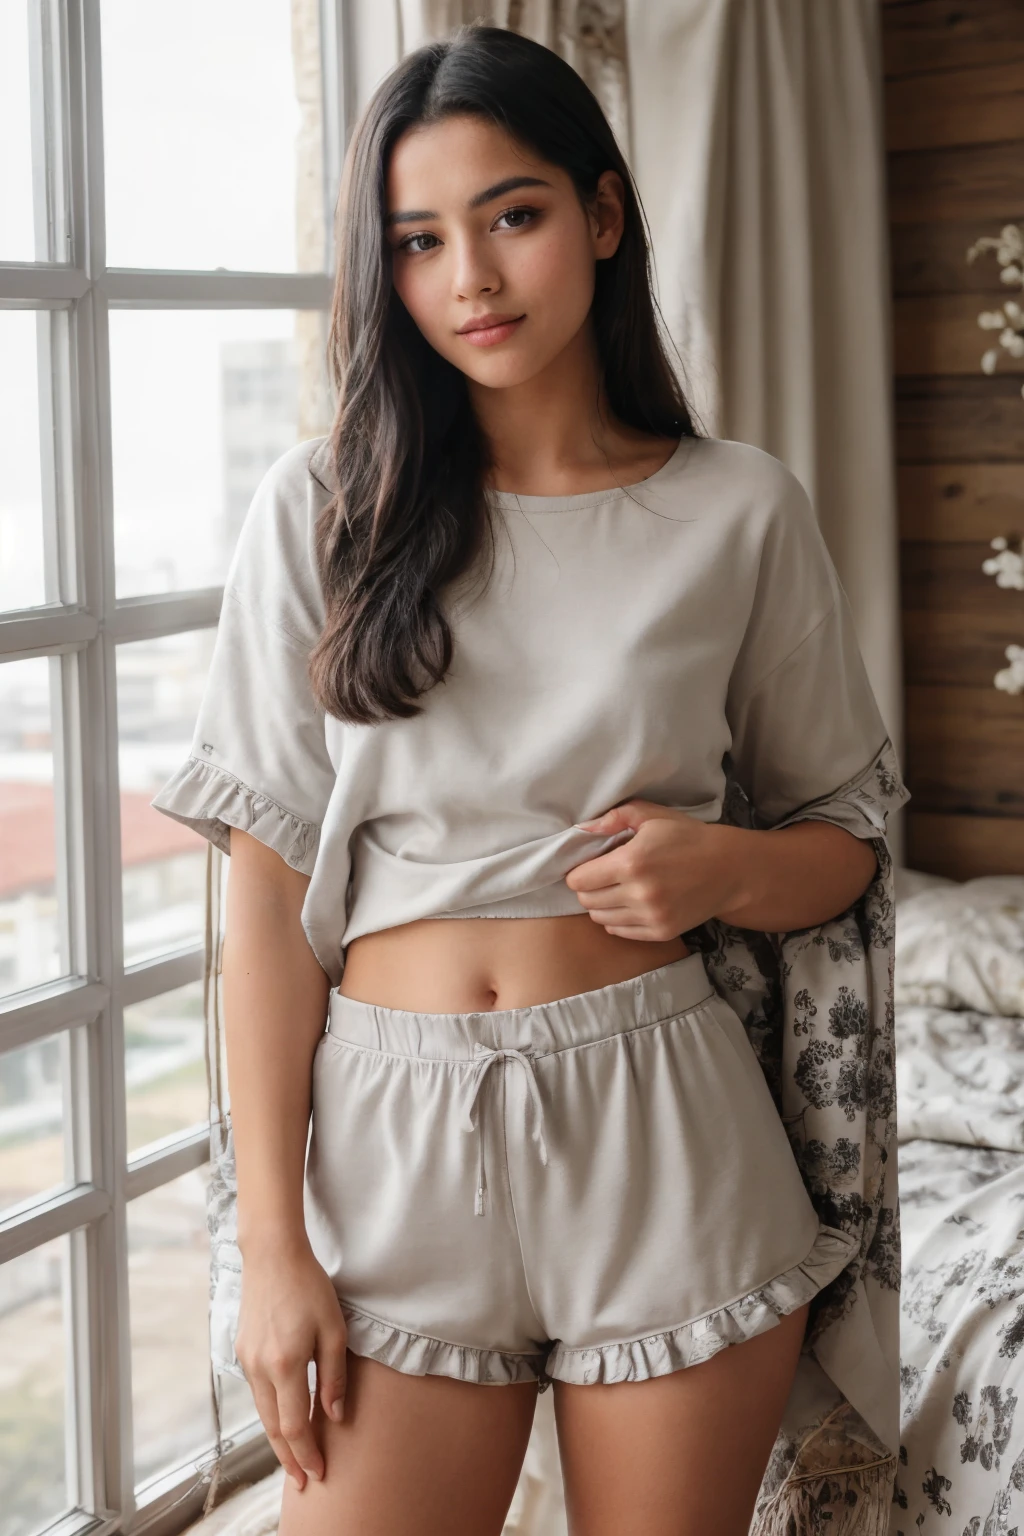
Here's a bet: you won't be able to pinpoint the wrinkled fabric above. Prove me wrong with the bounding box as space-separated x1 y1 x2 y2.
895 1139 1024 1536
897 1005 1024 1153
895 877 1024 1019
684 737 908 1529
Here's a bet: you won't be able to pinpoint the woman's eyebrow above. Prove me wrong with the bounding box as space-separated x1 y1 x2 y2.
385 176 551 228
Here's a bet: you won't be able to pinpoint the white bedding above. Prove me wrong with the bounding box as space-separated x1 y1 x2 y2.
896 1005 1024 1152
895 1139 1024 1534
893 874 1024 1535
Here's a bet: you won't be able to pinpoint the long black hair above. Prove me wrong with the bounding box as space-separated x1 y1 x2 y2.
310 23 698 726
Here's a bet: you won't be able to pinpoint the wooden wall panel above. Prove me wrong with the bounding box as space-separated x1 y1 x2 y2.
897 464 1024 540
883 0 1024 879
894 293 1024 376
907 811 1024 881
895 378 1024 463
886 62 1024 152
883 0 1024 79
888 142 1024 225
892 219 1024 296
901 541 1021 615
903 610 1023 687
905 685 1024 815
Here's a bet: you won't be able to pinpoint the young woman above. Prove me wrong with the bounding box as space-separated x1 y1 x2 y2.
152 24 907 1536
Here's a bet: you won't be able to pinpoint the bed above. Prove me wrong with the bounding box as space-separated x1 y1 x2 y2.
891 871 1024 1534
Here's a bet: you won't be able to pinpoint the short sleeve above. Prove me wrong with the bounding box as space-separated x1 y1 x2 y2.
724 465 909 835
149 442 337 875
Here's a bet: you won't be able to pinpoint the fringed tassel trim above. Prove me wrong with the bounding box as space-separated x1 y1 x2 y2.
751 1455 897 1536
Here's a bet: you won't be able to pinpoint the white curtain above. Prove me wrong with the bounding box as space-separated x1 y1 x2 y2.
351 2 631 156
627 0 904 787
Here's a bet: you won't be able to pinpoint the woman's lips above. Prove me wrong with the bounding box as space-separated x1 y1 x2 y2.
457 315 525 347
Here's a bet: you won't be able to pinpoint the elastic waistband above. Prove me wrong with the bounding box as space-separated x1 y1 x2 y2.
325 950 718 1060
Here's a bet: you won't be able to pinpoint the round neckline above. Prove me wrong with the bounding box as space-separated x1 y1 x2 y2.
484 434 690 513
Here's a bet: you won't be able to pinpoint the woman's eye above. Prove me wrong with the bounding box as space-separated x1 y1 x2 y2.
400 232 440 254
494 205 538 231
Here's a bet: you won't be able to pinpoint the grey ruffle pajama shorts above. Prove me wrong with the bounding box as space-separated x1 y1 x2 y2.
302 951 856 1391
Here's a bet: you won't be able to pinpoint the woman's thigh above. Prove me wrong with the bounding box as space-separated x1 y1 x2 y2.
276 1351 540 1536
552 1304 809 1536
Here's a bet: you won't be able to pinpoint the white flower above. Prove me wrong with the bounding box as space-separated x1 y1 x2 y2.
1007 336 1024 358
982 348 1000 374
995 646 1024 694
969 225 1024 272
982 545 1024 590
995 643 1024 694
1004 300 1024 324
979 310 1006 329
1002 265 1024 284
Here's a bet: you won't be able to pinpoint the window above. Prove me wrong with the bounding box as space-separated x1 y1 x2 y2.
0 3 348 1530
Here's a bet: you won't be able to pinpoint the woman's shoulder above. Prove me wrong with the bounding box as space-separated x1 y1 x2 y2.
252 434 335 506
223 436 333 639
670 435 808 508
649 436 817 554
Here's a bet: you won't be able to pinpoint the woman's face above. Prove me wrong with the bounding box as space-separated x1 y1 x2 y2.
385 114 624 392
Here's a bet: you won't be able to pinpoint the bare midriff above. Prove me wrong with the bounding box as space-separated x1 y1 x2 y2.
337 913 690 1013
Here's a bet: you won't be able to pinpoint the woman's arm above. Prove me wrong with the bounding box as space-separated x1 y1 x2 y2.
566 802 878 939
223 827 345 1489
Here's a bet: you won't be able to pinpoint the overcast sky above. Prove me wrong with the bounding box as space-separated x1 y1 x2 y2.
1 0 315 606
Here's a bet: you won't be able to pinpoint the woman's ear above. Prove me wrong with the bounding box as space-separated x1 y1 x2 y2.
590 169 625 260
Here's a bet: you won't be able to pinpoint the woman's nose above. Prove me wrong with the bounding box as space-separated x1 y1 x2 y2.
450 236 501 300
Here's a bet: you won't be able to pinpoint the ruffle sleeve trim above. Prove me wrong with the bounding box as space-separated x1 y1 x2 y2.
769 735 911 842
149 755 321 876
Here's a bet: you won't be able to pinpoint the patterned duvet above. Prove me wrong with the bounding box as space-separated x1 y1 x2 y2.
894 1001 1024 1535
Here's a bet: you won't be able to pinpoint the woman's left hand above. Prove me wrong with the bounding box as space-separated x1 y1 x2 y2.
565 800 745 941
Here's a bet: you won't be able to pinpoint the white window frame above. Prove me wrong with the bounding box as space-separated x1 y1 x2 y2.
0 3 351 1531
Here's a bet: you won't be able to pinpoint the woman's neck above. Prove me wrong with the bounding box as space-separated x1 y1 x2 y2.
469 323 675 497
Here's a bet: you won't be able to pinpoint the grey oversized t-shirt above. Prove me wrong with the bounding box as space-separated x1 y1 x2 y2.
151 433 893 986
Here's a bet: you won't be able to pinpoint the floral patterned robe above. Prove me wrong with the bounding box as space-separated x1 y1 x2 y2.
681 736 909 1534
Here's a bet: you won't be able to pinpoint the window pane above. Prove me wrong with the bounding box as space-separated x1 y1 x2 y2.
109 309 330 598
0 4 65 265
0 6 37 262
0 1032 70 1220
125 982 207 1156
0 1238 70 1535
128 1167 216 1487
118 633 216 966
0 313 47 613
101 0 325 272
0 656 66 999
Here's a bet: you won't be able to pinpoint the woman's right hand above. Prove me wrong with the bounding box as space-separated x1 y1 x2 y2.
234 1240 349 1489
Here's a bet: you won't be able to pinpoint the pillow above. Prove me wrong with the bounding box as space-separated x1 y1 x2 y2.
895 875 1024 1018
893 864 956 906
